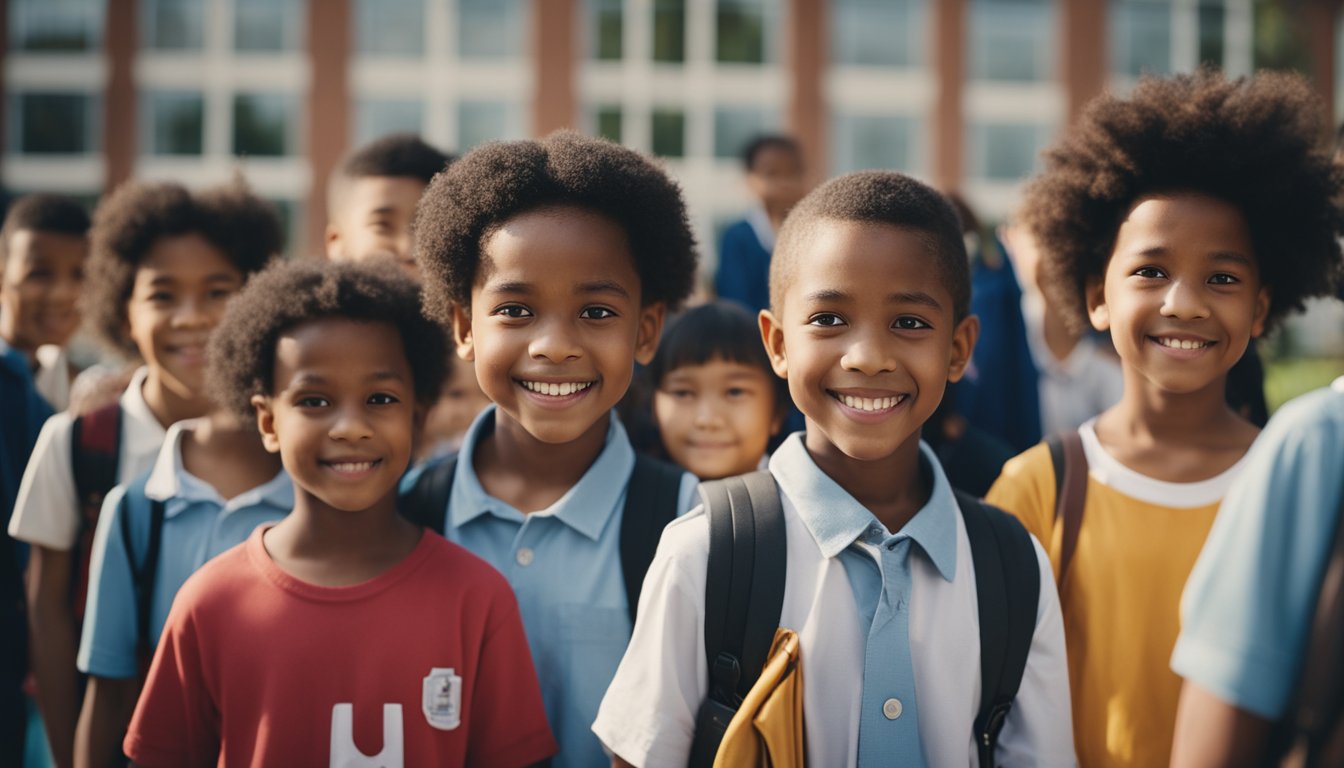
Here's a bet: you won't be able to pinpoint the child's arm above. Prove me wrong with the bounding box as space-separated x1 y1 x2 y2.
26 545 80 768
122 599 217 767
1169 682 1271 768
75 676 139 768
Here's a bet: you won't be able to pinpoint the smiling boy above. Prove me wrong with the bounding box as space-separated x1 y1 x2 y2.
594 172 1073 767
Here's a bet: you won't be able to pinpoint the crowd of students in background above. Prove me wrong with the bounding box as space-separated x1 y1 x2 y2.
1 65 1343 767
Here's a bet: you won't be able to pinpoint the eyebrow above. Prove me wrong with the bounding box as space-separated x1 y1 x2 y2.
803 288 943 310
291 370 406 386
484 279 632 299
147 272 238 286
1131 246 1255 267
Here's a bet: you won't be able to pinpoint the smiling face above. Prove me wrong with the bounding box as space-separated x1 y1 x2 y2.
253 317 416 513
125 233 244 401
1087 193 1269 398
654 358 782 479
452 205 664 446
761 219 977 463
326 176 427 278
0 229 87 352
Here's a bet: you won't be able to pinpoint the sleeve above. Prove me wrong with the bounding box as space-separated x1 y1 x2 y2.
996 536 1077 767
464 583 557 768
77 484 139 679
1171 391 1344 719
985 443 1057 556
7 413 82 550
592 511 710 768
714 223 755 310
122 593 219 767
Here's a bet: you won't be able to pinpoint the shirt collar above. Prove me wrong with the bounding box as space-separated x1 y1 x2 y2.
118 366 168 457
449 404 634 541
745 204 776 251
144 419 293 516
768 433 959 581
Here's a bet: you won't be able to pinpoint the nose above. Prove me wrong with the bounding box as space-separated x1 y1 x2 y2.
328 404 373 442
840 327 897 376
528 318 582 363
693 397 724 428
1159 278 1211 321
171 295 211 329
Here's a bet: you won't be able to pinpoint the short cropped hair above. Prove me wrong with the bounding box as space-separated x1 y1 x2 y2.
741 134 802 172
85 180 284 352
770 171 971 319
414 130 698 323
1 194 91 268
207 259 448 418
649 301 788 415
327 133 454 216
1022 68 1344 331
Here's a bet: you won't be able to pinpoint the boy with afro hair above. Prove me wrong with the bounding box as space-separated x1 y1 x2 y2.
8 180 282 766
411 130 701 768
986 69 1344 767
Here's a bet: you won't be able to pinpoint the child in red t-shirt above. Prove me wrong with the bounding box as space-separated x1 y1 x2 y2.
123 260 556 768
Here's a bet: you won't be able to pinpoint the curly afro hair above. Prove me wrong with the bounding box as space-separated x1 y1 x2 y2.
1 193 90 268
1022 68 1344 332
86 179 284 353
771 171 971 319
207 258 448 418
413 130 698 324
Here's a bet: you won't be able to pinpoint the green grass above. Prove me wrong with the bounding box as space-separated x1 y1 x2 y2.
1264 357 1344 413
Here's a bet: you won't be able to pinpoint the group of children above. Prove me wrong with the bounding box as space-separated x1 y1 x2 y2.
1 67 1342 767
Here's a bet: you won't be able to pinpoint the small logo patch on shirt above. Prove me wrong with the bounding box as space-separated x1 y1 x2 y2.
422 668 462 731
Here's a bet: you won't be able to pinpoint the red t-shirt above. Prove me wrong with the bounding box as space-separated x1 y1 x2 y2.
124 526 556 768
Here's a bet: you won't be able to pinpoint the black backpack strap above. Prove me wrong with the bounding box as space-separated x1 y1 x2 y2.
115 475 164 671
1045 431 1087 587
618 454 685 624
398 455 456 535
958 490 1041 767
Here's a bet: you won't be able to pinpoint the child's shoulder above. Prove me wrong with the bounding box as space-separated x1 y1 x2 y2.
417 533 527 603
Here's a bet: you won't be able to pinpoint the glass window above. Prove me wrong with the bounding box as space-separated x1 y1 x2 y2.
458 0 524 60
714 106 778 159
1110 0 1170 77
144 91 204 155
234 0 302 52
458 101 511 149
831 0 924 68
10 0 102 52
354 98 424 146
967 121 1051 181
1253 1 1309 74
968 0 1053 82
355 0 424 56
268 198 299 258
716 0 773 64
830 113 916 174
589 0 623 60
233 92 297 157
594 106 622 143
651 109 685 157
1198 3 1225 68
653 0 686 63
11 92 97 154
141 0 204 50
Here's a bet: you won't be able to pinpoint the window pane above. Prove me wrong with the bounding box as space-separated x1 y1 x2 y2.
830 113 915 174
717 0 767 64
354 98 424 146
968 121 1050 181
234 0 301 52
355 0 424 56
233 93 296 156
969 0 1053 81
1253 1 1309 74
1110 0 1170 77
10 0 101 51
831 0 924 68
653 0 686 63
595 106 622 143
145 91 204 155
1198 3 1225 68
589 0 623 60
458 101 510 149
652 109 685 157
141 0 204 50
13 93 96 153
459 0 524 60
714 106 777 159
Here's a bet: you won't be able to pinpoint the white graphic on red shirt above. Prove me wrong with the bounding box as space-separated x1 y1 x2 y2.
330 703 404 768
422 667 462 731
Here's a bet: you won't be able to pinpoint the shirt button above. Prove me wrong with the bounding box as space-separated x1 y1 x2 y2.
516 547 534 567
882 698 903 720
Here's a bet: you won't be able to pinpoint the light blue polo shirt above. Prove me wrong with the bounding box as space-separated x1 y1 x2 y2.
1172 379 1344 719
446 405 698 768
78 420 292 679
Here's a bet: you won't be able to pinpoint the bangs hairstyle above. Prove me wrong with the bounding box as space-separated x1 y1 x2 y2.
1022 68 1344 332
649 301 788 414
207 258 448 418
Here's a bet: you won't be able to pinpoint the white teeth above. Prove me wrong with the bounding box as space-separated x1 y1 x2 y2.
329 461 375 472
1157 337 1209 350
839 394 902 412
522 380 592 396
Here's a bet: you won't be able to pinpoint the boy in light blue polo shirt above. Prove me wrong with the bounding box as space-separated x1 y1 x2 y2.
1170 377 1344 765
410 132 700 768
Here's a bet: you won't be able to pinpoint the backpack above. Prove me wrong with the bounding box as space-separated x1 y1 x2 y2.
687 471 1042 768
70 403 123 621
111 474 166 675
399 452 686 623
1045 431 1087 587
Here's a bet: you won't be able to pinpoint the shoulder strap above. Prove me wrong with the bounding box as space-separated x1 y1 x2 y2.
1045 430 1087 586
115 475 164 669
399 455 456 535
958 490 1041 767
618 454 685 624
71 403 123 520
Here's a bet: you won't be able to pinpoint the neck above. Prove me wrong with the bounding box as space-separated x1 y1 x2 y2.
266 488 421 587
1041 304 1081 363
186 410 282 472
477 409 611 502
1109 368 1236 441
803 427 930 534
763 203 788 232
141 369 211 428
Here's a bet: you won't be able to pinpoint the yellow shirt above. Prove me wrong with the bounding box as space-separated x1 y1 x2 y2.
987 423 1244 768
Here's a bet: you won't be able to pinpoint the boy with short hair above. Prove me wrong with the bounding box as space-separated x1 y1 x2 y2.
715 133 805 317
412 131 701 768
124 259 554 766
594 171 1074 767
987 70 1344 767
7 180 282 766
326 132 453 277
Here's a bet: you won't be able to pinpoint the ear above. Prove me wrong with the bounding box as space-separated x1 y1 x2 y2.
324 223 343 260
1085 275 1110 332
450 302 475 362
1250 285 1271 339
947 314 980 384
251 395 281 454
633 301 667 366
759 308 789 379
